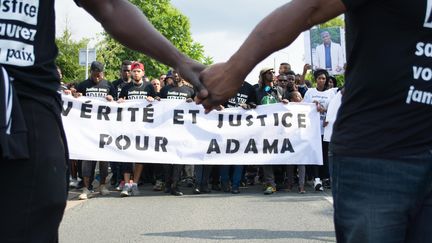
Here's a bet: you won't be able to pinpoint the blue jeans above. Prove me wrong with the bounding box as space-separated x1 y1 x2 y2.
330 152 432 243
220 165 244 189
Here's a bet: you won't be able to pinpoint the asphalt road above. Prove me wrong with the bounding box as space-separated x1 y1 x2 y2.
60 183 335 243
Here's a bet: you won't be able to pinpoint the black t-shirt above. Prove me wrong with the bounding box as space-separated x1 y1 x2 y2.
76 79 117 98
331 0 432 157
224 82 257 108
119 81 155 100
1 0 59 96
160 85 195 100
112 78 132 99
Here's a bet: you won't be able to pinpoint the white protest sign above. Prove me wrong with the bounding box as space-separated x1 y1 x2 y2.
61 95 323 165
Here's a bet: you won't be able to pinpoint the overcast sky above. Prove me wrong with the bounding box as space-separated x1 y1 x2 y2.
55 0 305 83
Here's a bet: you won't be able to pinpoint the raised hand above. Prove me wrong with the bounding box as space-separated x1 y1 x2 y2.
197 63 244 112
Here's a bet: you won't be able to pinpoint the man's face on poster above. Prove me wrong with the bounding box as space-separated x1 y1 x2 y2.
321 32 331 45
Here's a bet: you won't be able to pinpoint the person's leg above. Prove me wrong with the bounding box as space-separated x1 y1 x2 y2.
285 165 295 190
406 187 432 243
120 169 132 196
263 165 276 194
110 162 119 186
298 165 306 193
170 164 184 196
231 165 244 193
330 153 432 243
200 165 212 192
210 165 221 191
98 161 109 195
0 96 67 242
80 160 94 199
193 165 203 194
131 163 144 195
219 165 231 192
152 163 165 191
133 163 144 184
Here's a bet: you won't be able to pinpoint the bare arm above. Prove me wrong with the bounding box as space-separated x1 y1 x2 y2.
228 0 346 79
79 0 207 98
199 0 346 110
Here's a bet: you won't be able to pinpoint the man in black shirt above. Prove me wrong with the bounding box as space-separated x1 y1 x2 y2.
0 1 207 241
76 61 117 101
118 62 155 102
112 60 133 99
75 61 115 200
117 62 155 197
160 72 194 196
199 0 432 242
219 81 257 194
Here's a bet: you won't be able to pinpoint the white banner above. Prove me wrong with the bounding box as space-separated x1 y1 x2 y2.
61 95 323 165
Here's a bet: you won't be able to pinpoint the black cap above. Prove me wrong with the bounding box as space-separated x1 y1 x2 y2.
90 61 104 72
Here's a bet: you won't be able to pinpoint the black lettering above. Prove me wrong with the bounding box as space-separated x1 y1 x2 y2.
173 109 184 124
244 139 258 153
116 107 123 121
99 134 112 148
217 114 224 128
61 101 73 116
80 103 92 119
207 139 221 154
246 115 253 126
273 113 279 126
29 6 36 17
263 139 278 154
25 51 33 61
155 137 168 152
115 135 131 150
135 136 149 151
189 110 199 124
281 138 295 153
127 107 139 122
97 106 111 121
3 1 10 12
282 113 293 127
298 114 306 128
143 104 154 123
229 115 241 127
257 115 267 126
226 139 240 153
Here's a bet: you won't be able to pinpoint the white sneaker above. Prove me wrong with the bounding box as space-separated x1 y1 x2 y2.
131 183 140 196
314 178 323 191
79 188 91 200
69 178 79 188
120 183 131 197
99 184 110 196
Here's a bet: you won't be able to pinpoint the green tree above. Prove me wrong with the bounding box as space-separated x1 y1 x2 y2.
319 16 345 29
55 27 89 83
98 0 212 81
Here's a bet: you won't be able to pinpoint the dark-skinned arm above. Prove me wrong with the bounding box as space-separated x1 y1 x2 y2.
199 0 346 111
79 0 208 99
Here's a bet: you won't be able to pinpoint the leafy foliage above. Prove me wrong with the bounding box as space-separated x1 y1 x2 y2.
319 16 345 29
56 0 213 82
55 28 89 83
97 0 212 81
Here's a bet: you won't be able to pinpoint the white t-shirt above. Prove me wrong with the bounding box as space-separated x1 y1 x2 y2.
324 91 342 142
303 88 336 135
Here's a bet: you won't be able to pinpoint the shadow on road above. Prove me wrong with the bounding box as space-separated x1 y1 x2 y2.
144 229 335 242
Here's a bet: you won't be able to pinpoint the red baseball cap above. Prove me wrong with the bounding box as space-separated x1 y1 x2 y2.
131 62 144 71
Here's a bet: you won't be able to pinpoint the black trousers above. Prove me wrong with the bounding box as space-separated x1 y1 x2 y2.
0 95 67 242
